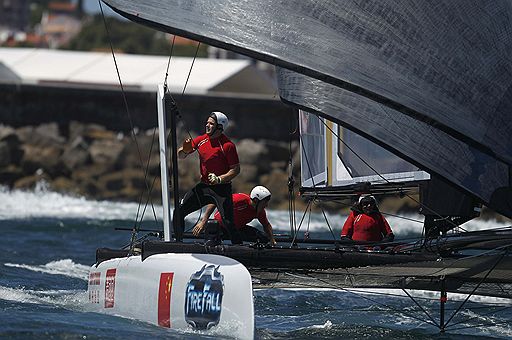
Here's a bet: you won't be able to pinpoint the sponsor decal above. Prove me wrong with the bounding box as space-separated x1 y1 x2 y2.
88 272 101 285
158 272 175 328
88 289 100 304
104 269 116 308
88 272 101 304
185 265 224 330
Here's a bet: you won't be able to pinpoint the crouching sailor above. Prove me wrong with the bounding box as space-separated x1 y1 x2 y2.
193 185 276 246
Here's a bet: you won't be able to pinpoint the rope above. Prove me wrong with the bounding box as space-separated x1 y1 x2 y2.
319 206 337 240
283 271 439 327
443 250 509 329
290 199 312 246
287 110 298 238
163 35 176 88
317 114 461 232
98 1 159 248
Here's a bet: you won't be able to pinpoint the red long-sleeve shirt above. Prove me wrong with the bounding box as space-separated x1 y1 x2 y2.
214 193 270 229
341 211 393 242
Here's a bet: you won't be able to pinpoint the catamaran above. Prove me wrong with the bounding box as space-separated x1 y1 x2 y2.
87 0 512 337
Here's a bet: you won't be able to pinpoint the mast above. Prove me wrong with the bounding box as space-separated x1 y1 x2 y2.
167 90 182 242
157 85 171 241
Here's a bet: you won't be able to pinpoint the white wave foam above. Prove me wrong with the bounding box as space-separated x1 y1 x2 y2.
0 184 163 220
310 320 333 329
4 259 91 280
0 285 87 308
0 185 509 233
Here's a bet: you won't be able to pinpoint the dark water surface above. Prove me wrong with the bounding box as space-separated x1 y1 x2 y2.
1 189 511 339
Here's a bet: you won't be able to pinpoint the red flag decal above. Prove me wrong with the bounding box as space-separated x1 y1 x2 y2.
158 272 175 327
104 269 116 308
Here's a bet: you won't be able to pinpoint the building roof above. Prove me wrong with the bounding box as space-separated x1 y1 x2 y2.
0 47 276 96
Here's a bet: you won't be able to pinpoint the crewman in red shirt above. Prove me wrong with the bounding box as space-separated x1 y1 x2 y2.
341 195 394 242
192 186 276 245
173 111 242 244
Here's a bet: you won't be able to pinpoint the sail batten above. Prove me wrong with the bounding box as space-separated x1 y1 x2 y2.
103 0 512 165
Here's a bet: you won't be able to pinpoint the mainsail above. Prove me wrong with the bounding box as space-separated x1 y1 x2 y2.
283 70 511 218
102 0 512 217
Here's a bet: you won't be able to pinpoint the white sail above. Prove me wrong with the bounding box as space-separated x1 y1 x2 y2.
299 110 429 189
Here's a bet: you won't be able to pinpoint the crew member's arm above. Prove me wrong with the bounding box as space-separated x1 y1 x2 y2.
178 138 194 159
208 141 240 184
264 222 276 246
340 211 355 240
192 204 216 236
208 164 240 184
258 211 276 246
220 164 240 183
380 214 395 241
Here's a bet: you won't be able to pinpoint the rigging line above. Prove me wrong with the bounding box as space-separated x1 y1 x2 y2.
135 126 160 225
284 271 438 327
318 116 461 232
306 202 312 235
497 282 512 297
319 206 337 240
443 250 509 329
163 35 176 88
180 42 201 99
424 244 512 277
137 175 160 229
121 231 159 250
446 305 512 329
288 110 297 235
290 199 312 246
446 318 512 332
294 128 320 239
401 288 439 327
167 40 202 142
98 0 159 228
298 115 319 190
287 171 296 235
338 286 427 300
380 212 424 224
329 288 501 305
162 41 205 231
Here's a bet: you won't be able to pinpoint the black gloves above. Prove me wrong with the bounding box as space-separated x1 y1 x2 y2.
382 233 395 242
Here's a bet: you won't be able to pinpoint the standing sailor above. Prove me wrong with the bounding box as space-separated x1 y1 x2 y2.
173 111 242 244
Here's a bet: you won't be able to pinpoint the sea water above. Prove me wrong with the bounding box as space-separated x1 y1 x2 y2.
1 185 511 339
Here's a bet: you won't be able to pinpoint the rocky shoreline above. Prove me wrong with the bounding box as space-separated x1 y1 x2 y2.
1 122 510 223
0 122 301 210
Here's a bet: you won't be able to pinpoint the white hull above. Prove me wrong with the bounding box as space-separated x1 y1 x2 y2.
87 253 254 339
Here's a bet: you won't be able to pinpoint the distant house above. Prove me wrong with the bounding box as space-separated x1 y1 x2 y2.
0 0 30 44
40 1 82 48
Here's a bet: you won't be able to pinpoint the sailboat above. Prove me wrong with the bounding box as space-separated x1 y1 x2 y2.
87 0 512 336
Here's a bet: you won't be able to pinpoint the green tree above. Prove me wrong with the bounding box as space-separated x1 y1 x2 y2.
63 15 207 57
